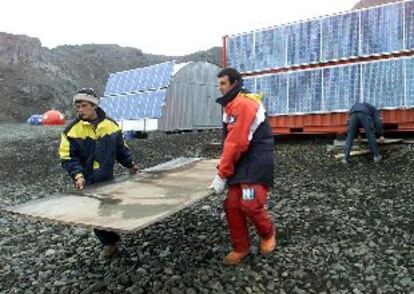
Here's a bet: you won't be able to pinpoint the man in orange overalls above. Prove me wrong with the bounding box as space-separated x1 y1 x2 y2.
210 68 276 265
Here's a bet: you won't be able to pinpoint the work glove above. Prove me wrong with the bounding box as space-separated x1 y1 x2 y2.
209 174 227 194
378 136 385 144
75 175 86 191
128 163 139 175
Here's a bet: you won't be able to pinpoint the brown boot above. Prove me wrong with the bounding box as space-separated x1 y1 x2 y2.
99 243 119 260
223 251 250 265
260 233 276 255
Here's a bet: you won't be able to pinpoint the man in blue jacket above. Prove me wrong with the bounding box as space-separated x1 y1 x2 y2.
59 88 138 259
343 102 385 164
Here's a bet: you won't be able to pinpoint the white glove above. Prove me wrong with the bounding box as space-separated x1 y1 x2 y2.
209 174 227 194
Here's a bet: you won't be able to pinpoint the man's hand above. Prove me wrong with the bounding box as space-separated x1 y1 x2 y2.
75 176 86 191
379 136 385 144
209 174 227 194
129 163 139 175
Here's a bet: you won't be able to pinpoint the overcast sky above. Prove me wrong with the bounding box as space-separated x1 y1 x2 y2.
1 0 358 55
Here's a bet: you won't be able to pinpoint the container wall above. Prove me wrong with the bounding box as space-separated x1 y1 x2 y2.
268 109 414 134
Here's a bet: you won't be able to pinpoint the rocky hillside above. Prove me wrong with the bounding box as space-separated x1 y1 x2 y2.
0 0 402 122
0 32 221 122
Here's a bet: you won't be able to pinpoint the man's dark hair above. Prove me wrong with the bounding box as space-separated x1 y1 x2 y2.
217 68 242 85
77 88 97 97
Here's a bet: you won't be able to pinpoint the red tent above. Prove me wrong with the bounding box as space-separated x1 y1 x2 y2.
42 110 65 125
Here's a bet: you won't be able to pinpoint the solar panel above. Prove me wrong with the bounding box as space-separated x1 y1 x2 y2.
288 69 322 113
254 27 287 70
104 61 174 96
322 12 360 61
256 74 289 115
227 33 254 73
100 97 116 120
287 20 321 66
405 1 414 51
406 57 414 108
323 64 361 112
361 3 404 56
362 58 405 108
101 90 167 120
243 77 256 93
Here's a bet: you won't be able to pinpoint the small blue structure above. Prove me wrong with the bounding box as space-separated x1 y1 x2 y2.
27 114 43 125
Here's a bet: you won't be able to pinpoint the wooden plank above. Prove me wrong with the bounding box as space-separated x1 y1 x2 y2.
1 158 219 234
334 150 371 159
360 138 403 144
333 138 403 147
334 144 400 159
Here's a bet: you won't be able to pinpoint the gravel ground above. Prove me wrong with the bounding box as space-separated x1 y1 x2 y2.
0 124 413 293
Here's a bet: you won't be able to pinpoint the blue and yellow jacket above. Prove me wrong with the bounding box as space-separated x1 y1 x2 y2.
59 107 134 184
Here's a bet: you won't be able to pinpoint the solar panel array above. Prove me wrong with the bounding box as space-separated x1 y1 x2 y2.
99 62 176 121
104 61 174 96
226 1 413 73
246 57 414 116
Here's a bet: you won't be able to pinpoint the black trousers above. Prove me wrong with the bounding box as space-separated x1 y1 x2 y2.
94 229 120 245
344 112 380 161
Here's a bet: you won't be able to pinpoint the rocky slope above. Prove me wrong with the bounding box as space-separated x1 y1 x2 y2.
0 32 221 122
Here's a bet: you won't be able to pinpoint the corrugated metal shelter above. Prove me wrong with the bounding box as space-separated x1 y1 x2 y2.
100 61 222 132
158 62 221 131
